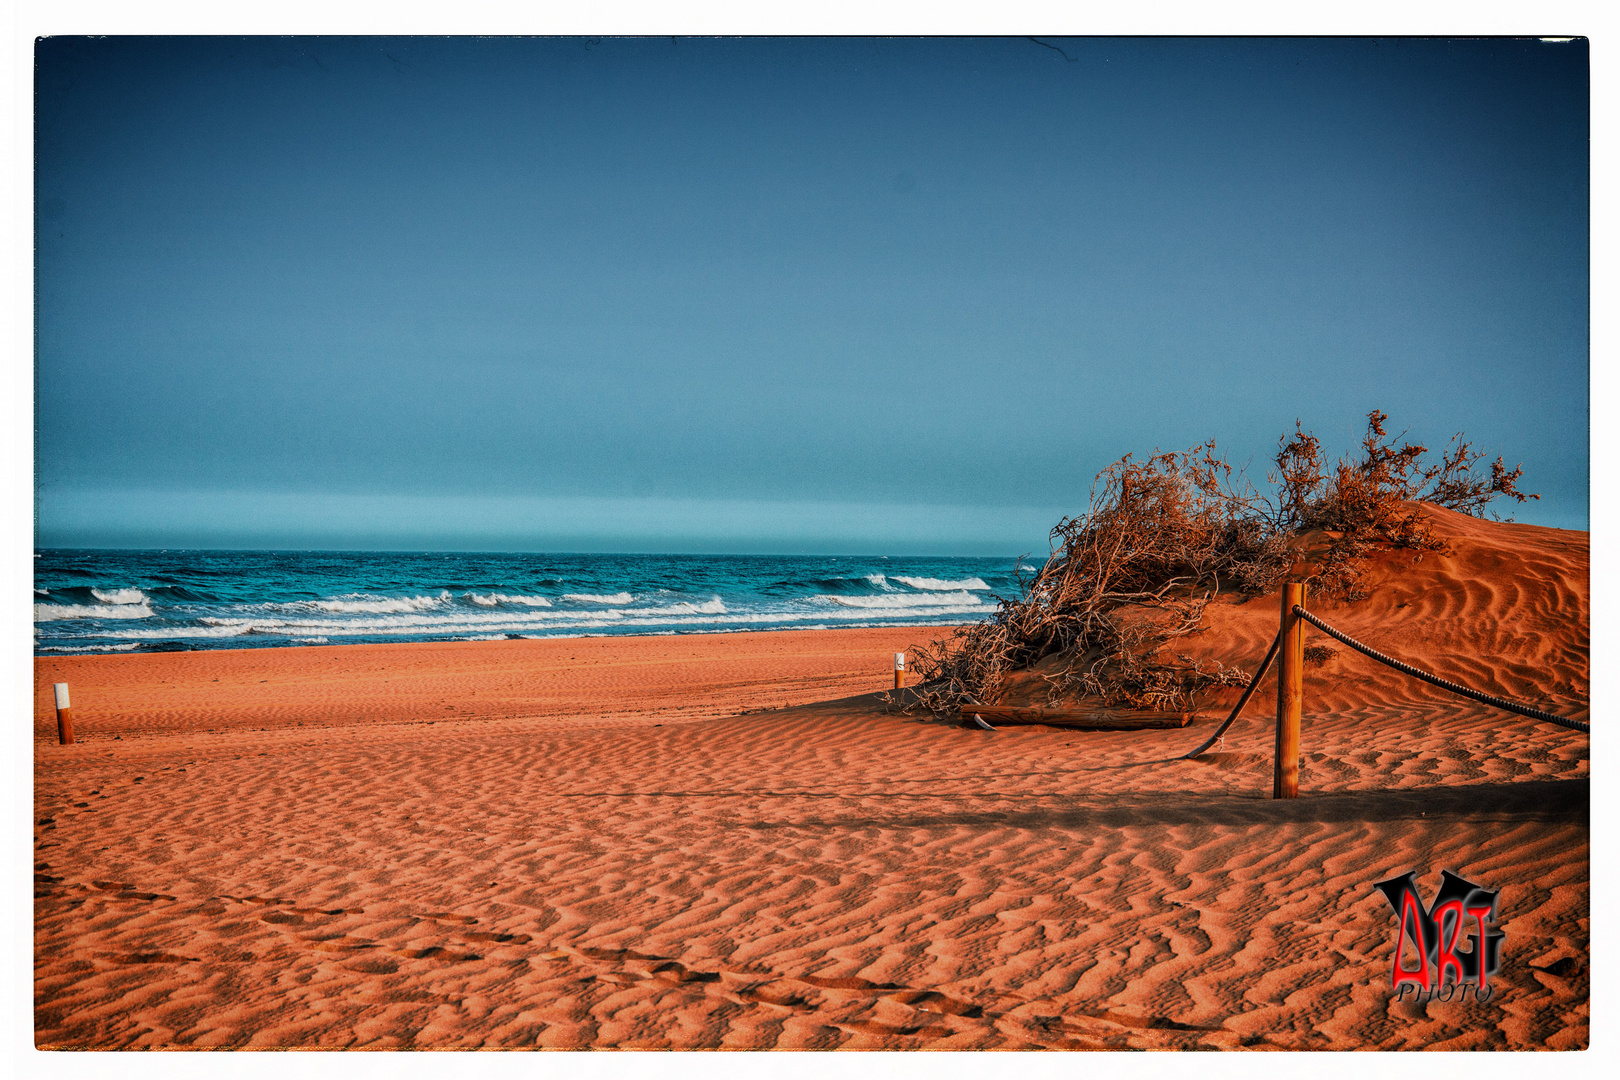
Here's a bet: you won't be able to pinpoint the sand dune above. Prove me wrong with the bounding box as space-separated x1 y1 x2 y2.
34 509 1588 1049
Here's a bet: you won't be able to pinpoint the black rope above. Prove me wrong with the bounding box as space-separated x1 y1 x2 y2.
1181 628 1285 759
1292 606 1589 735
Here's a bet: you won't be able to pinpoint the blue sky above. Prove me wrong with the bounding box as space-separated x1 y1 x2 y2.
34 36 1589 552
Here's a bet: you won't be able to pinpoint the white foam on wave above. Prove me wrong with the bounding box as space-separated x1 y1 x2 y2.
467 593 554 607
626 597 727 617
108 597 989 641
92 587 148 605
820 591 984 609
197 607 636 632
37 643 140 652
893 576 990 591
305 592 452 614
35 602 155 622
864 574 898 590
117 619 314 639
562 592 634 605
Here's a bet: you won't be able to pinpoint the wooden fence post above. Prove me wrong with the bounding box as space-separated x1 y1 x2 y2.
54 682 74 746
1274 583 1306 798
894 652 906 690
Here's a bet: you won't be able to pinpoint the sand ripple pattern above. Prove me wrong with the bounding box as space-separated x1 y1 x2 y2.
34 511 1588 1049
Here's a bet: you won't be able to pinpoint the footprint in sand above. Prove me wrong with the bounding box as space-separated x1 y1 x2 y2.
562 948 993 1041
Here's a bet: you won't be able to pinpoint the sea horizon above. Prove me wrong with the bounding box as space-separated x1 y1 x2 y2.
34 547 1032 655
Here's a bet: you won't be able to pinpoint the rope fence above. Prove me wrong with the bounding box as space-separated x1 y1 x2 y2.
1184 587 1589 781
1180 628 1283 759
1292 606 1589 735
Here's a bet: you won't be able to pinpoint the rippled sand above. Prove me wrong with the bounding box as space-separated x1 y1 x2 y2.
34 509 1588 1050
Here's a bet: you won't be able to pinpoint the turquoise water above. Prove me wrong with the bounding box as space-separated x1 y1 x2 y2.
34 549 1037 655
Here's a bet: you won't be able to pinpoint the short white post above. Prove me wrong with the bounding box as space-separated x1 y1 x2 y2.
894 652 906 690
53 682 74 745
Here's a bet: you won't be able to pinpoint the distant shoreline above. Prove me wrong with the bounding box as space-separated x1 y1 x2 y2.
32 619 979 660
32 625 948 742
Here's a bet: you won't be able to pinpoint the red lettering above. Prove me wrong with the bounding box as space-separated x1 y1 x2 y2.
1392 888 1433 992
1467 903 1494 993
1433 899 1467 987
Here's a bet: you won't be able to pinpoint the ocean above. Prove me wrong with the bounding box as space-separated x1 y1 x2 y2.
33 549 1035 655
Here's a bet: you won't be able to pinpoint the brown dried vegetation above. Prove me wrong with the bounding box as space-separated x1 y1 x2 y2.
898 411 1536 718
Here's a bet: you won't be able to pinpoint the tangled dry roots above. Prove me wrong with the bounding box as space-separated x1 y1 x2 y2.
895 411 1536 718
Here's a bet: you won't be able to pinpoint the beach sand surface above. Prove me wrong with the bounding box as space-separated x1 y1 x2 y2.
34 508 1588 1049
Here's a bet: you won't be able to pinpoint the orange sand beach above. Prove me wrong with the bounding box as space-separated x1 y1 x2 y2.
33 508 1589 1049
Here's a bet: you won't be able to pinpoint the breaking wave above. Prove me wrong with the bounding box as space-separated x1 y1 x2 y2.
35 601 155 622
37 642 141 652
92 587 148 605
35 550 1016 654
467 593 554 607
892 576 990 591
819 591 984 609
302 592 452 614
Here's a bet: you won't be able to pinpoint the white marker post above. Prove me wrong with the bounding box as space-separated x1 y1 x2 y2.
894 652 906 690
53 683 74 745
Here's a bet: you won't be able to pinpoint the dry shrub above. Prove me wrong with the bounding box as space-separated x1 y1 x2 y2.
1273 410 1537 597
896 411 1536 717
